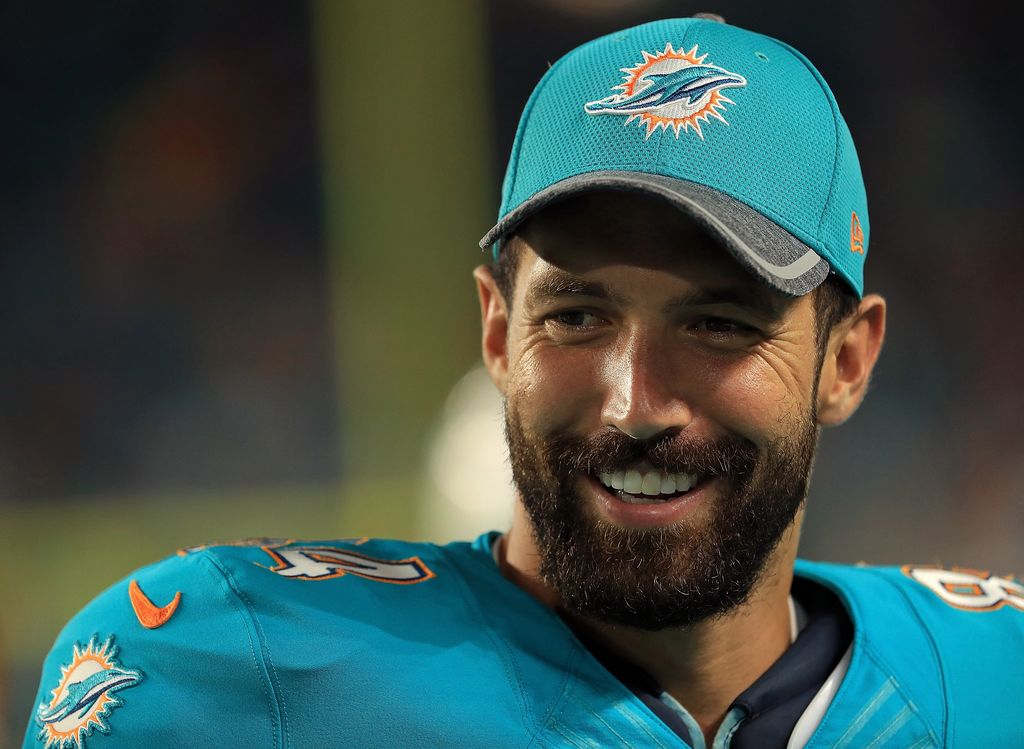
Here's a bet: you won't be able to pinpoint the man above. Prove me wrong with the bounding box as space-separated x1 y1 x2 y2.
24 16 1023 749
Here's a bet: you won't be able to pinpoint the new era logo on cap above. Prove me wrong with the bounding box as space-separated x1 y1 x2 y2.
850 211 865 254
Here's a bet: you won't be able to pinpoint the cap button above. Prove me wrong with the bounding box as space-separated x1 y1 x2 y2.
692 12 726 23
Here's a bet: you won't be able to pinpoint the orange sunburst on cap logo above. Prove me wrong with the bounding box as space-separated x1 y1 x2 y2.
584 43 747 139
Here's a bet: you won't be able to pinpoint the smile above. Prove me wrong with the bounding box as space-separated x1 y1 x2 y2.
596 468 700 504
583 464 711 528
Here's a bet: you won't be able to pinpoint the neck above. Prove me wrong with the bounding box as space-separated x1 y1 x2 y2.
499 503 801 744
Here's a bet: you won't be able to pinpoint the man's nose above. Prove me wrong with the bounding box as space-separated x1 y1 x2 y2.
600 329 693 440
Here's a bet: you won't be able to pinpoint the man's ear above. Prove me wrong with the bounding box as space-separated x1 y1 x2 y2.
473 265 510 394
816 293 886 426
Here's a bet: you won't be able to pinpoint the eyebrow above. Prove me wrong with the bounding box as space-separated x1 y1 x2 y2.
524 271 628 308
525 268 789 319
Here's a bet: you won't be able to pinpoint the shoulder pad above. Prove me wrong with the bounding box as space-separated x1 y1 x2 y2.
23 537 458 748
796 559 1024 748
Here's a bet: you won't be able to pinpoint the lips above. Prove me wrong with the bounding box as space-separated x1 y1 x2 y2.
584 466 711 528
596 468 700 503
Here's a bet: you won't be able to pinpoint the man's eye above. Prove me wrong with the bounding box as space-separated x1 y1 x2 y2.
695 317 753 335
547 310 602 328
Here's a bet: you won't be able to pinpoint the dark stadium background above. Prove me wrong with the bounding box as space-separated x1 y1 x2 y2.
3 0 1021 738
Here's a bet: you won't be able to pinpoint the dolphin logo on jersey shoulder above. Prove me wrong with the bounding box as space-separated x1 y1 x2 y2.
584 42 746 139
36 635 143 748
37 668 138 725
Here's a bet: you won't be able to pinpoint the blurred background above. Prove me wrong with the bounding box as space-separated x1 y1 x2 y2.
2 0 1021 739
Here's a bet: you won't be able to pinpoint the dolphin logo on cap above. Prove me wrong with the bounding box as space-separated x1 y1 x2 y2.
584 43 746 139
585 64 745 114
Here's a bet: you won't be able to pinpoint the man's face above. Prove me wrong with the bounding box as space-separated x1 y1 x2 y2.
498 192 825 630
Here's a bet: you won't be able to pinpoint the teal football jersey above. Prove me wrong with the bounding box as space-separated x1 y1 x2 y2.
24 533 1024 748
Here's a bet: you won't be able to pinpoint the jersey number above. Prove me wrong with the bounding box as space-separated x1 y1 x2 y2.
261 545 436 584
904 566 1024 612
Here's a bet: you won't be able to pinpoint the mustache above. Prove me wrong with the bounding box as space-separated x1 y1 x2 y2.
539 428 758 478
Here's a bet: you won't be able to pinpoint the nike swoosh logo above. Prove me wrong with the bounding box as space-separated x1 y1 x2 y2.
129 579 181 629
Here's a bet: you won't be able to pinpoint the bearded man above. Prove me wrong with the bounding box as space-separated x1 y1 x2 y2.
24 16 1023 749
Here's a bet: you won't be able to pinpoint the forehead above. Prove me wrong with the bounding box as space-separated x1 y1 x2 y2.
514 191 787 306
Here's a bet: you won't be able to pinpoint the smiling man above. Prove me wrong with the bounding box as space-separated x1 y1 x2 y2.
25 16 1023 749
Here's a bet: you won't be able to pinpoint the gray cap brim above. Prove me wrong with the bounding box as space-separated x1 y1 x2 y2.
479 171 829 296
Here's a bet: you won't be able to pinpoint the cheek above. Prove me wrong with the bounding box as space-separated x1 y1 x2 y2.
693 355 814 445
506 346 604 433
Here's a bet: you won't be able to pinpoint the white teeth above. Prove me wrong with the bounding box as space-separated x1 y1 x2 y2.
641 471 661 495
623 470 643 494
597 469 699 497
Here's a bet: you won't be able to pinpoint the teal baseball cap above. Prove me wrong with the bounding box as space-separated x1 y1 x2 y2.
479 16 869 297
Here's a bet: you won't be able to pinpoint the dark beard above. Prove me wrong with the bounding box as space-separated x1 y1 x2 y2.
504 407 819 630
